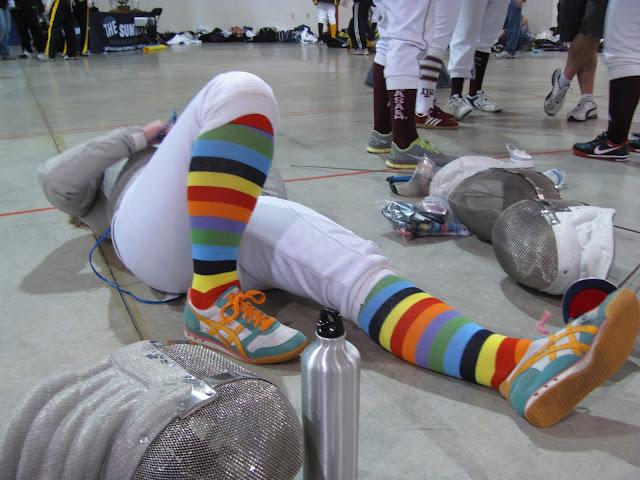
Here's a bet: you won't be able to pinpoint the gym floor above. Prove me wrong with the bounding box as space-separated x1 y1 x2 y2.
1 43 639 479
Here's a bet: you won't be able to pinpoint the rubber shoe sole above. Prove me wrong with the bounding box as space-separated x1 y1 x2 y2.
184 321 309 365
502 289 639 428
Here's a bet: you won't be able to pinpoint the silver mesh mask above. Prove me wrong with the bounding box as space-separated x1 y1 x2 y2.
0 341 303 480
447 168 561 242
492 199 616 295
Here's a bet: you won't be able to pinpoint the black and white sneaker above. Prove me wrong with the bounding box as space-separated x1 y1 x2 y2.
630 135 640 153
572 132 629 161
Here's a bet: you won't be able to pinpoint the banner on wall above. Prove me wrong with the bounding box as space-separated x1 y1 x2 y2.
89 11 153 53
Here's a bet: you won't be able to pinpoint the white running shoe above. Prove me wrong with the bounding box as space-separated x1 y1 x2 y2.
567 97 598 122
466 90 503 112
544 68 570 115
448 94 473 121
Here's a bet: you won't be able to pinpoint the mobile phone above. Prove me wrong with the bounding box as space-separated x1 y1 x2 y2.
154 110 177 141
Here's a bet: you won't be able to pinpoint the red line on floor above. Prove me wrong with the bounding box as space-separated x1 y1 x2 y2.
285 168 395 182
0 149 576 218
0 207 56 217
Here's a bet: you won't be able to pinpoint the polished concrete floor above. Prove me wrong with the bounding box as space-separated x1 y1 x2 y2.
1 43 639 479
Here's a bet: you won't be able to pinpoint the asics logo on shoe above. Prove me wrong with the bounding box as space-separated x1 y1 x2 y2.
594 143 623 155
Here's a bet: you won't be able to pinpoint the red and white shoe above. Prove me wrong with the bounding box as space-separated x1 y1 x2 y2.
415 107 459 130
432 103 455 120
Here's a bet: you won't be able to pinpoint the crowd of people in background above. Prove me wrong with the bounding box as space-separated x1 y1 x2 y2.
0 0 91 61
3 0 639 161
363 0 639 164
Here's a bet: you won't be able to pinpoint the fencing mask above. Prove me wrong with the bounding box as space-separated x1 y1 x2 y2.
492 199 616 295
0 341 303 480
447 167 562 242
429 155 513 199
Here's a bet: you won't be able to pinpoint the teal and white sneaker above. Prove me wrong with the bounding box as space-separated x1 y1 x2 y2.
184 286 308 364
499 288 639 427
386 137 442 169
367 129 392 154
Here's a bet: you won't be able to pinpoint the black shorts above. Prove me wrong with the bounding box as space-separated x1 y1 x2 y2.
557 0 608 42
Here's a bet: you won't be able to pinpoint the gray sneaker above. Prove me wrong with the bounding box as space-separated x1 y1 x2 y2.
386 137 441 169
448 94 473 121
567 97 598 122
367 130 392 153
544 68 570 115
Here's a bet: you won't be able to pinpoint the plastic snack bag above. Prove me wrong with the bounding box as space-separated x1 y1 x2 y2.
378 195 469 241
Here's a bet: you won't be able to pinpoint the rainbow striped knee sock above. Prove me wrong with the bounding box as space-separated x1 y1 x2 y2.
358 275 532 388
187 114 274 309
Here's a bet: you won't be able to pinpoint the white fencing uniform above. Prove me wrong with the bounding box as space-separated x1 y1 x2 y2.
448 0 510 79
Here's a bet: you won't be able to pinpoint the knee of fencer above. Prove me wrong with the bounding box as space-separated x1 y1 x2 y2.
199 71 280 134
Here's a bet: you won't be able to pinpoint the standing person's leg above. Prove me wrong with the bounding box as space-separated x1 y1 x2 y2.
367 0 392 153
415 0 460 130
573 0 640 160
112 71 307 364
545 0 606 120
447 0 488 120
353 0 369 51
327 2 337 38
465 0 509 112
73 0 88 55
10 6 33 56
497 0 523 58
45 0 67 59
316 2 326 39
383 0 443 169
238 196 640 428
22 0 46 54
60 5 76 58
0 5 13 60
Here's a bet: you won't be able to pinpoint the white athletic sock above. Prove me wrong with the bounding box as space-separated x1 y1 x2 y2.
416 56 442 115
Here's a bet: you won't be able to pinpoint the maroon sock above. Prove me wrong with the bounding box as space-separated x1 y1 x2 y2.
607 76 640 144
373 62 392 134
450 77 464 98
389 89 417 149
469 51 490 96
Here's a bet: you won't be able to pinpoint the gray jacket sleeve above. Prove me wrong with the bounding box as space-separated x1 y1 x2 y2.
37 127 148 219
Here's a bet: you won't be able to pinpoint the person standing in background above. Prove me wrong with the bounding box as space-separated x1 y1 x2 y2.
314 0 339 44
349 0 372 55
366 0 447 169
0 0 16 60
415 0 462 130
10 0 47 58
495 0 526 59
447 0 510 121
572 0 640 160
543 0 608 122
44 0 76 60
72 0 88 56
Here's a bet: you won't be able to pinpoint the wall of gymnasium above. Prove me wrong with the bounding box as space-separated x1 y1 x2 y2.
93 0 561 38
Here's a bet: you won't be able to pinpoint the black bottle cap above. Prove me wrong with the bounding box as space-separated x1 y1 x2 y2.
316 308 344 338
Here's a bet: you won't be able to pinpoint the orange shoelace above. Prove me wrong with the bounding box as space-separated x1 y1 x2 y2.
221 290 276 332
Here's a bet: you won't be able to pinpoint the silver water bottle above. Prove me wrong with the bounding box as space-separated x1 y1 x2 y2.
301 308 361 480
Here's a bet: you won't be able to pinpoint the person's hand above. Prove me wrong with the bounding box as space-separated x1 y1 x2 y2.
142 120 172 145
